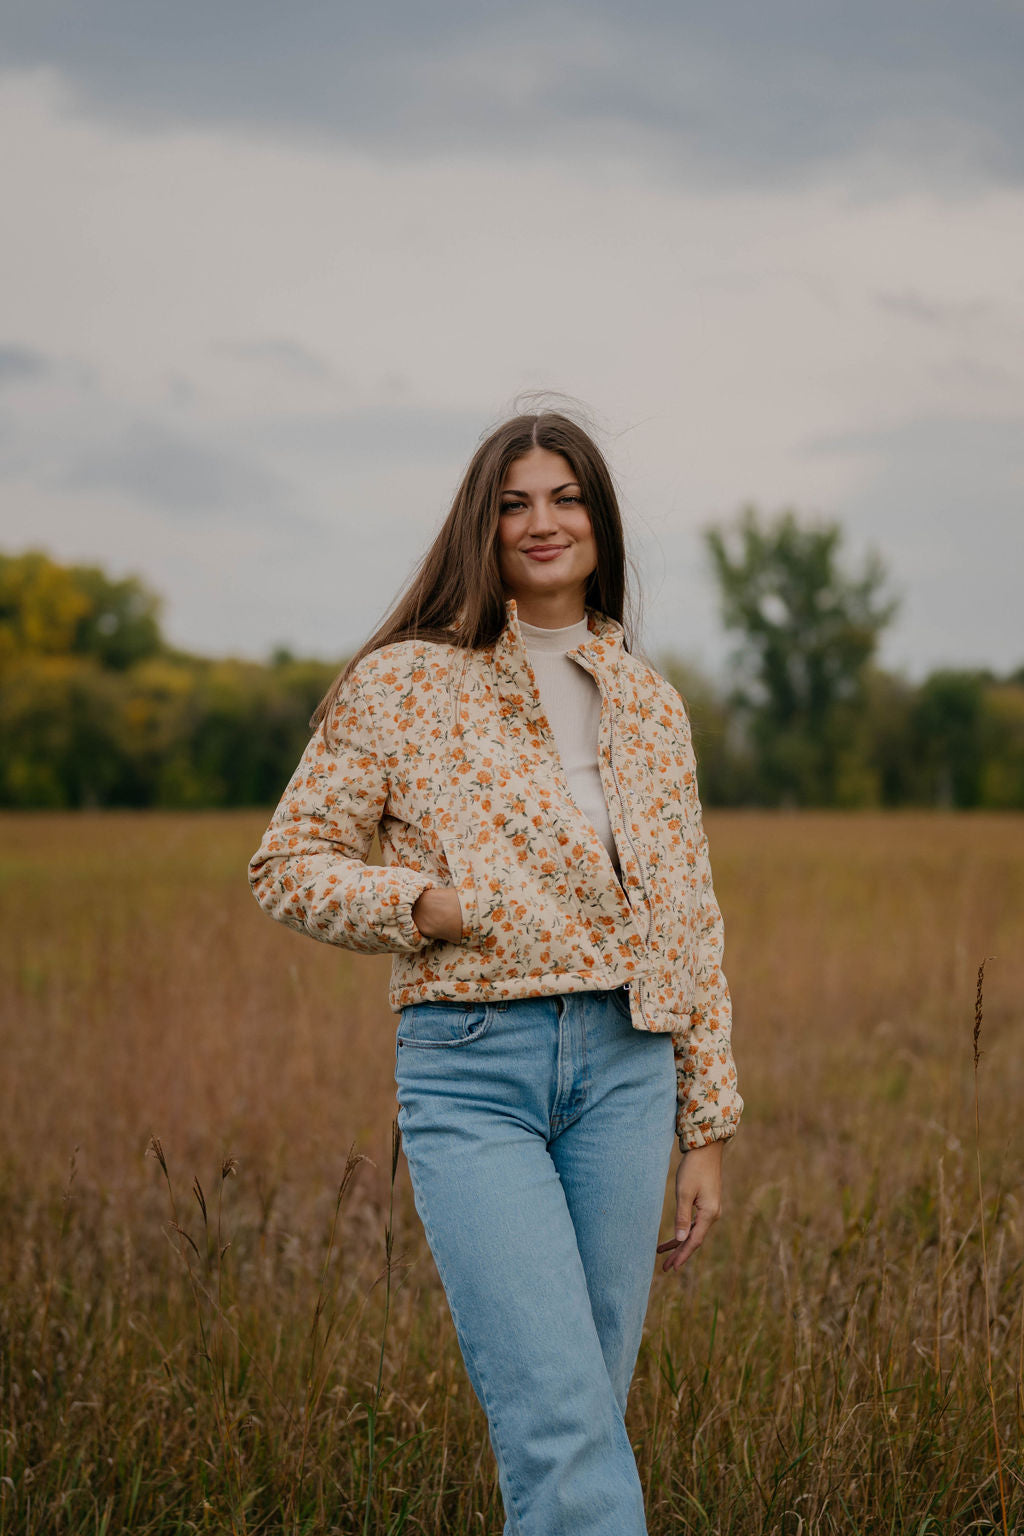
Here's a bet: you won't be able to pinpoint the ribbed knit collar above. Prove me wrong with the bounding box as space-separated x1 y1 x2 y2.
519 615 591 654
491 598 624 701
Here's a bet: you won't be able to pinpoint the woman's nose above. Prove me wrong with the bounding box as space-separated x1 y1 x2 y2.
524 499 557 532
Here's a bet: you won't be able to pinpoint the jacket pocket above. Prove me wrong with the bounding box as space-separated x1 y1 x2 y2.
397 1001 495 1047
437 836 483 946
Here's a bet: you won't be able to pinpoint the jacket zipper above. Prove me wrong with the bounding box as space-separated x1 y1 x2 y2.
607 732 653 939
510 651 619 955
572 650 655 1025
608 724 655 1026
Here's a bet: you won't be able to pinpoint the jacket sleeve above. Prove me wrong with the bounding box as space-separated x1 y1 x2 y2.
248 671 436 954
672 707 743 1151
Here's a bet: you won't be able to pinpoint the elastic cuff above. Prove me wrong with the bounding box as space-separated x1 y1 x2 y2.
393 873 436 949
677 1123 737 1153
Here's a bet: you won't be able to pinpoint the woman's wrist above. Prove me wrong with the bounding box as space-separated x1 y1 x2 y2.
412 886 465 943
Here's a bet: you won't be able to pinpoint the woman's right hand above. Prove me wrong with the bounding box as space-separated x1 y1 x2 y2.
411 886 465 943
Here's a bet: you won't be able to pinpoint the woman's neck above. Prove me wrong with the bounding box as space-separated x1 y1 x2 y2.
509 593 587 628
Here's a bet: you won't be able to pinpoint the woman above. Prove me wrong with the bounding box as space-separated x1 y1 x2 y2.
248 411 741 1535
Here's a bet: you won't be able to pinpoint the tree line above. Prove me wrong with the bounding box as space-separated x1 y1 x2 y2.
1 525 1021 810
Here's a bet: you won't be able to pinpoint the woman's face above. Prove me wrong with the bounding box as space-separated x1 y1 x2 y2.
497 448 598 625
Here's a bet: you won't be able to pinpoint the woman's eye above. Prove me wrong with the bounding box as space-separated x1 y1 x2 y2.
557 495 582 505
500 501 525 514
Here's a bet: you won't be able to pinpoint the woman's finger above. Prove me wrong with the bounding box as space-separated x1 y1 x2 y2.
660 1211 711 1272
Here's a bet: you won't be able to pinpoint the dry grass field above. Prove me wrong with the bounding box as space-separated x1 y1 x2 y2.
1 810 1022 1534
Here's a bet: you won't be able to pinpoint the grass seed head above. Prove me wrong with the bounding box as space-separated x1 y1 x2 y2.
973 956 995 1070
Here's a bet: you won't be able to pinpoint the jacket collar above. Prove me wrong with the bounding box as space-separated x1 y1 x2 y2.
492 597 625 694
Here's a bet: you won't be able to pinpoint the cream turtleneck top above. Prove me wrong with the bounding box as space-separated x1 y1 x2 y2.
518 617 620 875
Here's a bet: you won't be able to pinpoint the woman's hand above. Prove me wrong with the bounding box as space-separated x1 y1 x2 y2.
657 1141 724 1273
411 886 465 944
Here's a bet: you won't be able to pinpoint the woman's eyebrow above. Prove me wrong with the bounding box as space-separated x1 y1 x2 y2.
500 481 580 498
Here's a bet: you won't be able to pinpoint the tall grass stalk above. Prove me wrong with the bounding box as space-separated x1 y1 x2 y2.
36 1146 77 1356
971 957 1009 1536
363 1120 401 1536
1019 1252 1024 1444
148 1137 250 1536
289 1144 365 1529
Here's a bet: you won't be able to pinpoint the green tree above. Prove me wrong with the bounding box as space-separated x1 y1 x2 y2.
0 549 162 669
68 562 163 669
853 667 920 807
705 506 897 804
909 668 1024 809
0 654 127 807
978 682 1024 808
0 550 91 663
911 670 985 807
658 654 756 805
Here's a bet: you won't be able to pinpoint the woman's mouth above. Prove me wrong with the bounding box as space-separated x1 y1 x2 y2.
523 546 569 562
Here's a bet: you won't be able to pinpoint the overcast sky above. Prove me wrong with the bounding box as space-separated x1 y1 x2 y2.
1 1 1022 679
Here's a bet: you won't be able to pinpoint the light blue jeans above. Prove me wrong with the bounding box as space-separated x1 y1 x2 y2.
395 986 677 1536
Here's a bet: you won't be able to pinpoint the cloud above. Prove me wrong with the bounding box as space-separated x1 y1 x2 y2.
215 336 336 384
0 342 50 385
2 1 1023 187
243 404 494 469
0 342 489 534
875 291 990 329
63 418 297 523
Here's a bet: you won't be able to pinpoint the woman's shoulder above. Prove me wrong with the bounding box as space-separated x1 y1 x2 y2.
321 637 463 745
346 636 465 694
619 650 689 719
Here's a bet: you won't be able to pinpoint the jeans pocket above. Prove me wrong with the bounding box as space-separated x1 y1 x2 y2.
397 1001 494 1048
608 985 633 1021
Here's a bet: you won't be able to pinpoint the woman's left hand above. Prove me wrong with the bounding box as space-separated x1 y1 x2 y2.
656 1141 724 1273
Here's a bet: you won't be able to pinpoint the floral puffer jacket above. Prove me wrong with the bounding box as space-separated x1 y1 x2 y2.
249 599 741 1150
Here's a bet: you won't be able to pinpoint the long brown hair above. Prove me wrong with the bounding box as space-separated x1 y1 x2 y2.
311 411 636 730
